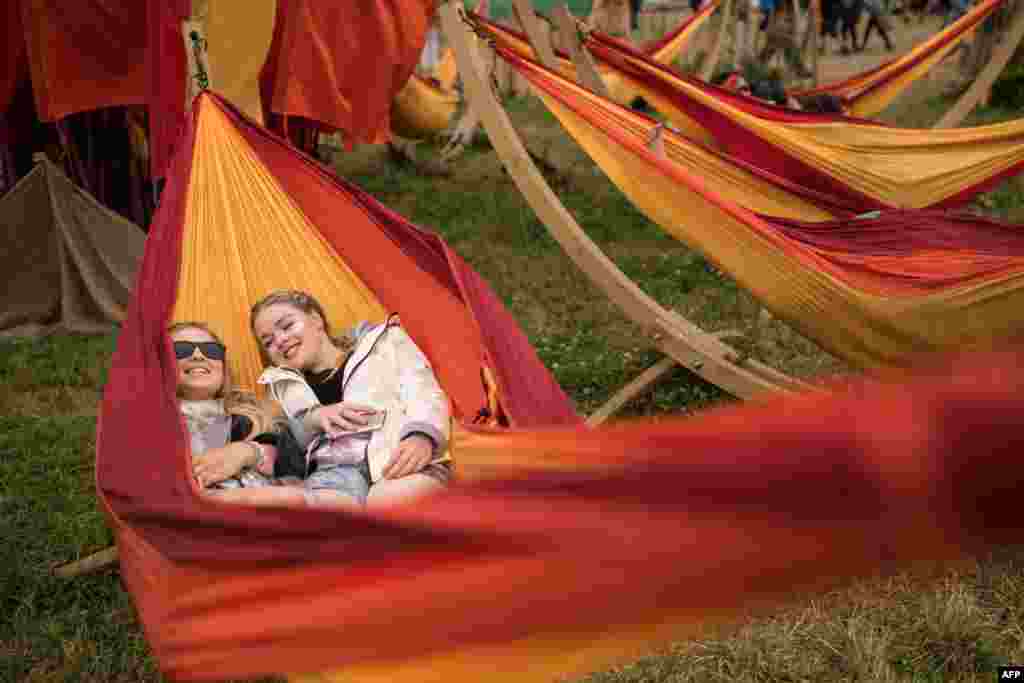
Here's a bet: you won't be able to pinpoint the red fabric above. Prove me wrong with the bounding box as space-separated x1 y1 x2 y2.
102 303 1024 680
146 0 190 180
765 209 1024 296
583 37 889 209
97 96 1024 683
1 0 27 117
98 91 576 559
259 0 435 146
20 0 147 121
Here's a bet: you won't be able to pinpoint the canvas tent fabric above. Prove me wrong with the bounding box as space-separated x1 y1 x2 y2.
96 92 1024 683
0 158 143 336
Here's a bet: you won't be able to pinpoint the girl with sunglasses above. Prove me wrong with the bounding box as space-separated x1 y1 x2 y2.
171 322 307 503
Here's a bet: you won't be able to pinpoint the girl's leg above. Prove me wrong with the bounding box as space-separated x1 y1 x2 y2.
204 487 308 507
367 473 446 509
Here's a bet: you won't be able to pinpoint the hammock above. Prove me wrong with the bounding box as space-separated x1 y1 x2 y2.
572 31 1024 210
490 46 1024 369
494 45 860 221
391 72 461 140
791 0 1005 117
100 95 1024 683
470 0 720 105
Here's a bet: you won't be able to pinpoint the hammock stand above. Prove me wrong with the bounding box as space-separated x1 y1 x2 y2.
443 2 813 426
935 2 1024 128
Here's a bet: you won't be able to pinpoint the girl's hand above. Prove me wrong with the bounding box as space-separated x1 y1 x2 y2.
381 435 434 480
314 403 376 436
193 442 259 488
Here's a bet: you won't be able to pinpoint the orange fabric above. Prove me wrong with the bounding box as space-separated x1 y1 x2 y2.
260 0 437 145
106 348 1024 682
20 0 147 121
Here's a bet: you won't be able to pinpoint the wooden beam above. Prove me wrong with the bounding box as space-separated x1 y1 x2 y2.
54 546 119 578
701 0 733 81
442 2 808 401
587 357 677 425
934 3 1024 128
511 0 559 69
553 4 611 98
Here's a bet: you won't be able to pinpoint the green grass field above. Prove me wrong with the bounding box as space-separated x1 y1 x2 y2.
4 31 1024 682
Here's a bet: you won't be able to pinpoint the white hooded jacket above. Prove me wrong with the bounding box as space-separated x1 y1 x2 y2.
258 317 451 482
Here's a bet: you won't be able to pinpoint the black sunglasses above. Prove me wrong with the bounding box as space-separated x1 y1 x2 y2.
173 341 227 361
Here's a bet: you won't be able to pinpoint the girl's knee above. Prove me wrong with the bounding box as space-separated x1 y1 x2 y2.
366 473 445 509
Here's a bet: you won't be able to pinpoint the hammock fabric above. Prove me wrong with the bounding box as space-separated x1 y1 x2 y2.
504 47 1024 369
391 74 462 139
98 119 1024 678
146 0 190 180
578 32 1024 210
791 0 1004 118
259 0 437 147
501 45 858 221
470 0 719 105
1 0 27 120
19 0 147 122
97 92 1024 683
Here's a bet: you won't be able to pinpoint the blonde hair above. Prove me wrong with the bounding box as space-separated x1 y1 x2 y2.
249 290 356 365
168 321 274 438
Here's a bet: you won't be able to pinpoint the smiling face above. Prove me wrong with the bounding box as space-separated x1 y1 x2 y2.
172 326 226 401
252 302 328 371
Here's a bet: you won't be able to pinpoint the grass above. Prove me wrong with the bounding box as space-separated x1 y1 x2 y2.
5 20 1024 680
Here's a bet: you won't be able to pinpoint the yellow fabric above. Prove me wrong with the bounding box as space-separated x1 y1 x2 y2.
436 47 459 91
291 617 714 683
172 102 387 393
204 0 278 124
391 74 460 139
542 70 837 220
525 76 1024 369
596 46 1024 208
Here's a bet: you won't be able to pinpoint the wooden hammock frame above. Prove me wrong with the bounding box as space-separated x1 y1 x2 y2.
441 1 813 428
934 1 1024 129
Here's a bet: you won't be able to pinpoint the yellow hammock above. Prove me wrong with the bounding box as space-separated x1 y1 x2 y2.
505 48 1024 370
471 0 721 105
390 73 461 139
569 32 1024 210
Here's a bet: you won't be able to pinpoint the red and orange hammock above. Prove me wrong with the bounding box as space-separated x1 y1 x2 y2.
790 0 1006 117
99 93 1024 683
480 13 1024 211
484 45 1024 369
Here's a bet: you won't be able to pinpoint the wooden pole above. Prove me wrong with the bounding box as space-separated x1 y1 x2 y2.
442 1 808 400
511 0 559 69
935 3 1024 128
810 0 820 86
701 0 734 80
54 546 119 578
553 4 611 97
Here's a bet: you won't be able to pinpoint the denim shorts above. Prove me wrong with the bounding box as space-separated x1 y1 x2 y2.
306 461 372 505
